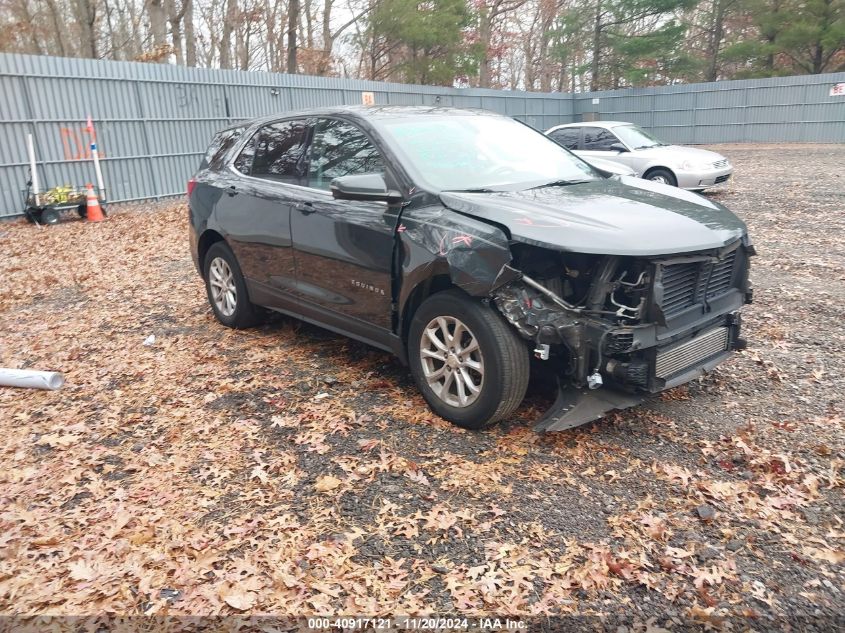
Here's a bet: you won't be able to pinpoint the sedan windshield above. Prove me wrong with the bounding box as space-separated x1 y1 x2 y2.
377 114 598 191
613 124 667 150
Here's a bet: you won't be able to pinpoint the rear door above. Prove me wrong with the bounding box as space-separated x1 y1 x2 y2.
289 117 399 330
547 126 581 151
214 119 309 306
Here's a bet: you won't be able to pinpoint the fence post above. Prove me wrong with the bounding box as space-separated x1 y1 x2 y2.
133 81 158 201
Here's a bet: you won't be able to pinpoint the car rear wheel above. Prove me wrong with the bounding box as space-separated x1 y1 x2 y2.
645 168 677 187
409 289 530 430
203 241 261 328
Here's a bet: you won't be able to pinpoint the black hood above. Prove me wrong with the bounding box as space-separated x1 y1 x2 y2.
440 177 747 256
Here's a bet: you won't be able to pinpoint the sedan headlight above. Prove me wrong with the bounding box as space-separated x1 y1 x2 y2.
679 159 716 171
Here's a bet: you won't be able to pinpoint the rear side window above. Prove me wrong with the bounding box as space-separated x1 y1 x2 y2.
583 128 619 150
252 120 310 184
307 118 384 190
549 127 580 150
202 126 244 170
233 133 258 175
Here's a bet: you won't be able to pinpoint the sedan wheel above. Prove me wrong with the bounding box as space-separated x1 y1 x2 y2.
409 289 529 430
645 168 677 187
420 316 484 408
209 256 237 317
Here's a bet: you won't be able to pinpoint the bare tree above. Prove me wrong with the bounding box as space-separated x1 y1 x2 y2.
287 0 299 71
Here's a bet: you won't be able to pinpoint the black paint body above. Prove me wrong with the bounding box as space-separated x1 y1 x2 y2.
189 106 752 428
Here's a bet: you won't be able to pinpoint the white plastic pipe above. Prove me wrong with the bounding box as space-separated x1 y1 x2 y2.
0 368 65 390
27 133 40 206
88 117 106 199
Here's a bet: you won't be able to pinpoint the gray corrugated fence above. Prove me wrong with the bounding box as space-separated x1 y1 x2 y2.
577 74 845 145
1 51 843 218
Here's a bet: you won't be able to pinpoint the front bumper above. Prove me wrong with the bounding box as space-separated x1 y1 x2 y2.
676 165 733 190
536 312 744 432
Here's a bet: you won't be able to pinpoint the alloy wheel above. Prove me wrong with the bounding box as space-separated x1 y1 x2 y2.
419 316 484 408
209 256 237 317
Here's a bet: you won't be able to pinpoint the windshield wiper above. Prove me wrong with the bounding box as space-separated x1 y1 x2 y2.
528 179 591 190
447 187 499 193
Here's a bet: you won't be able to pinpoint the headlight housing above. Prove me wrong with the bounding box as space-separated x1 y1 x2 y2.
679 159 716 171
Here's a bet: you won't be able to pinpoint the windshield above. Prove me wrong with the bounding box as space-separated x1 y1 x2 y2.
613 124 666 149
376 114 598 191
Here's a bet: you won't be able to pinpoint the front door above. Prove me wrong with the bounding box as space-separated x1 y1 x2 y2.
290 117 399 330
577 126 627 165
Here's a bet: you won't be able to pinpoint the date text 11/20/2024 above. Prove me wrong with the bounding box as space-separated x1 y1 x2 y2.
307 617 526 630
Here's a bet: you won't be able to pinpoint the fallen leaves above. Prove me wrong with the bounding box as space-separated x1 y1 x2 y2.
314 475 343 493
1 149 844 620
218 582 258 611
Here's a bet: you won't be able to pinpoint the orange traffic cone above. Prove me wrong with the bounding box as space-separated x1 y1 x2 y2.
84 184 105 222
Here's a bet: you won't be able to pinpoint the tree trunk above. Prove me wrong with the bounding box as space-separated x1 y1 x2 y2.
287 0 300 73
44 0 67 56
812 44 824 73
166 0 184 65
184 0 196 65
219 0 237 68
75 0 98 57
478 7 493 88
705 0 725 82
149 0 168 58
590 0 603 91
320 0 333 74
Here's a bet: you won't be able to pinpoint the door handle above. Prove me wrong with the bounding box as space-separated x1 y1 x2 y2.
226 185 238 197
295 202 315 215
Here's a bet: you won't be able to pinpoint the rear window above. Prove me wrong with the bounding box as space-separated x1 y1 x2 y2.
201 126 245 170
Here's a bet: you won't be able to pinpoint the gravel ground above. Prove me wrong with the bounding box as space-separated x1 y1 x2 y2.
0 144 843 628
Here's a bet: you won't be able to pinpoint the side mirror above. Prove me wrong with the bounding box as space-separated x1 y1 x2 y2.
609 143 628 153
330 173 403 203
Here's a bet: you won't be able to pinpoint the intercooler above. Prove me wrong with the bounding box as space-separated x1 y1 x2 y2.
655 327 730 379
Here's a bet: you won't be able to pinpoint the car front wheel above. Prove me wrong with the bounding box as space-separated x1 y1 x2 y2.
409 289 530 430
645 168 677 187
203 241 260 328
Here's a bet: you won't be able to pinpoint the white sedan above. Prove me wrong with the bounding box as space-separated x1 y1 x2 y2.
545 121 732 191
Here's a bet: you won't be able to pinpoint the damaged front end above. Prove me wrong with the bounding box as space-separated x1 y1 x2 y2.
493 239 753 431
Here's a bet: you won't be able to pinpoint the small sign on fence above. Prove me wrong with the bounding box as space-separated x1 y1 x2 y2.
361 91 375 106
830 83 845 97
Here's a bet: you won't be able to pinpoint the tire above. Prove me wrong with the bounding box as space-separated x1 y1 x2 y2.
203 241 261 328
40 208 60 225
24 207 40 224
77 204 87 219
645 168 677 187
408 289 530 430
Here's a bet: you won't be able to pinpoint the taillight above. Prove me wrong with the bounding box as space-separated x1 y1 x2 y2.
187 178 196 197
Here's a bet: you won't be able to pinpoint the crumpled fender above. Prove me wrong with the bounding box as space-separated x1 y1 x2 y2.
397 204 518 304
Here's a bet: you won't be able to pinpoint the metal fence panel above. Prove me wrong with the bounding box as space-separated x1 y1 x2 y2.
2 51 844 218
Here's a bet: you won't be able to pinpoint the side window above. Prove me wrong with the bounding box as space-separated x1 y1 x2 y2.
307 118 384 190
233 132 258 175
583 128 620 151
252 120 310 184
202 126 244 169
549 127 580 150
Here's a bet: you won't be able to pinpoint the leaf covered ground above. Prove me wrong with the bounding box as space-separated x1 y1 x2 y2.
0 145 843 627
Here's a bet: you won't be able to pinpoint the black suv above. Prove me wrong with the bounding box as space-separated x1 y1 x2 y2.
189 106 752 431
